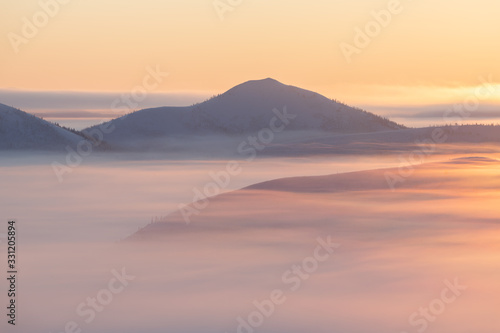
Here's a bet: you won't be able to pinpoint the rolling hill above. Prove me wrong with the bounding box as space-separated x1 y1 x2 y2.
0 103 89 151
85 78 405 149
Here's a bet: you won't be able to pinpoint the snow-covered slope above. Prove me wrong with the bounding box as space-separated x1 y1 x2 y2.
86 78 404 147
0 103 87 150
246 156 499 193
129 156 500 241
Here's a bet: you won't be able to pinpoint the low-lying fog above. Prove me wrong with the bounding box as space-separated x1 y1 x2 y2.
0 153 411 243
1 152 499 333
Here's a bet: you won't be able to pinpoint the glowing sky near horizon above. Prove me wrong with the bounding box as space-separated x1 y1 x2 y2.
1 0 500 107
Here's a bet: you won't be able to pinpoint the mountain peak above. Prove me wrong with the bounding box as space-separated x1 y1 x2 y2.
244 77 283 85
226 78 286 94
252 77 282 84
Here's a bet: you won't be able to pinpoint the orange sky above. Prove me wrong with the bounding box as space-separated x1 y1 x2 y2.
1 0 499 107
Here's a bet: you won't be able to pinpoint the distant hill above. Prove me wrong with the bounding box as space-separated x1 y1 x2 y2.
85 78 405 148
0 103 88 150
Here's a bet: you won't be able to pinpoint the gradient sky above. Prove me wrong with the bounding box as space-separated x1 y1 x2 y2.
1 0 500 110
